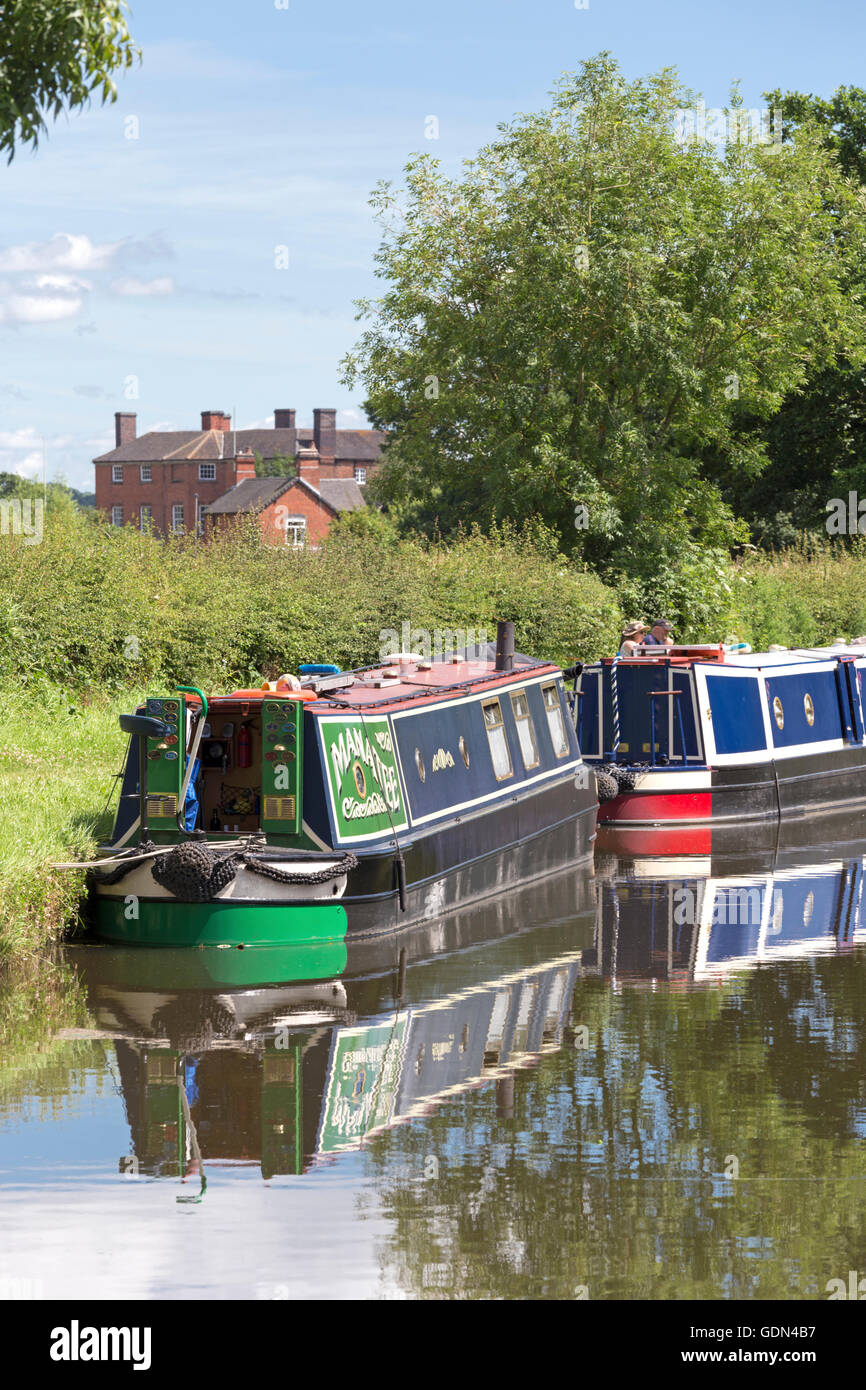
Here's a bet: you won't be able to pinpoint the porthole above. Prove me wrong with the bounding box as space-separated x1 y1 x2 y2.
804 693 815 726
459 735 470 768
352 760 366 798
415 748 426 782
773 696 784 730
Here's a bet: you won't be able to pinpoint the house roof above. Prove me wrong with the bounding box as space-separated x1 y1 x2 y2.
94 426 384 464
202 475 367 518
201 476 295 516
318 478 366 512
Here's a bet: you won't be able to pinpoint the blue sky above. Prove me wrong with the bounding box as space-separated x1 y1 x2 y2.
1 0 864 490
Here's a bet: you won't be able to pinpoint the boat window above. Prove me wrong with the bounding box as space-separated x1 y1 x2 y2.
482 698 513 780
510 689 539 769
542 683 569 758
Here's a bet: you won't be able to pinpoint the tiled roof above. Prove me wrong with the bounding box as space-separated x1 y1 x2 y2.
202 475 367 518
319 479 366 512
201 476 294 516
94 426 385 464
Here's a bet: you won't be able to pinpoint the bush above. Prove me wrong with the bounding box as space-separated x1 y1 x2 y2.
0 511 622 692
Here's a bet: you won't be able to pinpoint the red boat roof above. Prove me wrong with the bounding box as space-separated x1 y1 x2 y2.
214 655 560 713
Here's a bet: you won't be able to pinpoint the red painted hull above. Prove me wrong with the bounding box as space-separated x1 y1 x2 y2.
598 791 712 825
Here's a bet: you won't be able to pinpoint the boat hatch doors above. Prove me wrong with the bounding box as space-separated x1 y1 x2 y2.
260 697 303 835
837 659 865 743
142 693 187 826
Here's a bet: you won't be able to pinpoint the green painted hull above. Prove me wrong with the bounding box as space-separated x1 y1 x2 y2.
94 897 349 949
76 942 348 987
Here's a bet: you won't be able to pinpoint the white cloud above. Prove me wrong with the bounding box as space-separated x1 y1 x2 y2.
337 407 370 428
30 273 92 292
110 276 174 297
0 294 83 324
12 451 44 478
0 427 72 449
0 233 122 273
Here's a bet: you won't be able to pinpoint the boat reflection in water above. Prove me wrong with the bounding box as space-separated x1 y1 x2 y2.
594 813 866 987
70 867 596 1184
71 813 866 1190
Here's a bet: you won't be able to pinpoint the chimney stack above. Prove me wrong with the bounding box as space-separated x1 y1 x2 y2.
234 447 257 484
296 440 320 489
115 412 136 447
201 410 232 433
313 407 336 463
274 409 296 430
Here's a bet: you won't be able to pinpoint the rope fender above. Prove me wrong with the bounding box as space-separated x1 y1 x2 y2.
595 763 640 803
93 841 359 903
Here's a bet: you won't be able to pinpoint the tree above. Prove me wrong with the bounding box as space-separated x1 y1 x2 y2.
343 55 866 586
254 450 297 478
0 0 138 161
708 87 866 548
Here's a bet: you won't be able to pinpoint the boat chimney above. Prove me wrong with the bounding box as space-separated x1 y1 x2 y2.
495 620 514 672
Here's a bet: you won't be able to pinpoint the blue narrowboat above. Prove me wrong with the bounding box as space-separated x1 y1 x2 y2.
575 644 866 828
594 813 866 987
90 627 596 946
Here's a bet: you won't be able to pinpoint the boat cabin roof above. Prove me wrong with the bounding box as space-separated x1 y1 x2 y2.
209 654 560 713
600 644 866 670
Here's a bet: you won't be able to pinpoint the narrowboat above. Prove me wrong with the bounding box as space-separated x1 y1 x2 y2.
90 625 595 946
71 863 596 1180
574 643 866 828
593 813 866 987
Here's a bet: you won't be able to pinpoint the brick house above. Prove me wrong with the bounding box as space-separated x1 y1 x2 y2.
202 468 366 547
93 407 383 541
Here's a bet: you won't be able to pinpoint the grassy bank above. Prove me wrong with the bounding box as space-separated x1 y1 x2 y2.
0 685 129 956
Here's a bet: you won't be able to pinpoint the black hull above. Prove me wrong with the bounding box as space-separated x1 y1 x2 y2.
342 788 596 938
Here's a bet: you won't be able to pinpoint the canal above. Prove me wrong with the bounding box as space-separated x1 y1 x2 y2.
2 816 866 1301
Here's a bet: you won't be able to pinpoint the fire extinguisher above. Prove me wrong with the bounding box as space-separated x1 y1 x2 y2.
237 723 252 768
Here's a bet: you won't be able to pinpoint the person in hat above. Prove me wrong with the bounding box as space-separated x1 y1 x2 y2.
619 621 648 657
643 619 674 648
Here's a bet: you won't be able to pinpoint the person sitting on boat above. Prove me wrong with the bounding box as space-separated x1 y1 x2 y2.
618 621 648 656
643 619 674 648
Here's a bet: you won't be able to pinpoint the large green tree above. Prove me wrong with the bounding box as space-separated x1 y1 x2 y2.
0 0 138 160
711 86 866 547
344 55 866 586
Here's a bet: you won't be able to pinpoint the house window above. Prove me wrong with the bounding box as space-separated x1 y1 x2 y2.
283 516 306 549
140 505 152 531
198 462 216 481
171 504 184 534
112 464 123 483
354 466 367 485
510 689 540 769
140 464 152 483
111 505 123 527
482 698 513 780
542 683 569 758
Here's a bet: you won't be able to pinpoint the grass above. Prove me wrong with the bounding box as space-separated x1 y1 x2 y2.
0 683 131 957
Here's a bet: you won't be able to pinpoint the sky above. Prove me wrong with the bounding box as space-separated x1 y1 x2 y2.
1 0 864 490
